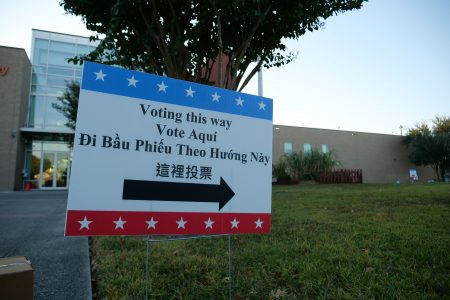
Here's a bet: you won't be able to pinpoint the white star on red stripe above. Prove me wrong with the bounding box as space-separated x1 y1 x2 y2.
204 217 215 229
66 211 271 235
114 217 126 230
78 216 92 230
146 217 158 229
230 218 240 229
176 217 187 229
255 218 264 228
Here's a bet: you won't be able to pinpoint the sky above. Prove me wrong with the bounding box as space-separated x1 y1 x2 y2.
1 0 449 135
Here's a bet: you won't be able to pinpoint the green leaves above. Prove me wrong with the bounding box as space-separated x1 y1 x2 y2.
51 81 80 147
60 0 367 90
404 116 450 182
52 81 80 131
274 149 340 182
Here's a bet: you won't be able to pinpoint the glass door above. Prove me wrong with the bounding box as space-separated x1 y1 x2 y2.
40 152 55 188
39 152 71 189
56 152 70 188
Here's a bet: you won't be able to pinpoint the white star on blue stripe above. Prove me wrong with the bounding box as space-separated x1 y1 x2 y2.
82 62 272 121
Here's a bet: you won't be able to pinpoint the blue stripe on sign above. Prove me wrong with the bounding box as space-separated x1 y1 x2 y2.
81 62 273 120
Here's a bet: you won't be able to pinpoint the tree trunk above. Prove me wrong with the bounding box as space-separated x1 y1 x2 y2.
438 163 445 182
434 164 442 182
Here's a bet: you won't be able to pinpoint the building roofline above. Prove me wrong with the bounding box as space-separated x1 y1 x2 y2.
32 28 93 40
273 124 400 137
0 45 28 52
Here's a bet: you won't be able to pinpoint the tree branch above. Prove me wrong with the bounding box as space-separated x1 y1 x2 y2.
230 3 272 89
238 59 263 92
167 0 187 79
211 0 223 88
149 0 176 77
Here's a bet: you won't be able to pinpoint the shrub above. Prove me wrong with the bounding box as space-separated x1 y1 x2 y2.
284 151 305 181
272 158 291 181
279 149 340 181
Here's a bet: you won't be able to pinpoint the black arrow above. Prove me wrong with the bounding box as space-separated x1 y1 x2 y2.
122 177 235 211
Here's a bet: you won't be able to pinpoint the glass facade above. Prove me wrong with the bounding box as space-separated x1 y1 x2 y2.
23 30 98 189
27 32 96 130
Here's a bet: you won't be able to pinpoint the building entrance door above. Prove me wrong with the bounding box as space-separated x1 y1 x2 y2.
40 151 71 189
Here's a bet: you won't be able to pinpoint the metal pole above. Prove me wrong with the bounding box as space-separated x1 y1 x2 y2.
147 234 225 243
143 234 230 299
146 236 150 300
228 235 232 300
257 65 263 97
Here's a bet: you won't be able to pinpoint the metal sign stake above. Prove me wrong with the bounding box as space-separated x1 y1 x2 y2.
144 234 233 299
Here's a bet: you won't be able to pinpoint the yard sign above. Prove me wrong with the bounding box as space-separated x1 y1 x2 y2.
65 62 272 236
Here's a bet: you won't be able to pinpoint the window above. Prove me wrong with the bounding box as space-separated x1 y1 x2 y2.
28 95 45 128
31 73 47 85
48 66 74 77
33 39 49 65
47 75 70 87
284 142 293 154
48 41 76 67
31 85 62 95
32 66 47 74
75 69 83 78
27 96 66 129
76 44 90 56
322 144 329 153
303 143 312 153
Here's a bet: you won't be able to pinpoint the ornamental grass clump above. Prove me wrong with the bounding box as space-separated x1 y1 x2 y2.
273 149 340 182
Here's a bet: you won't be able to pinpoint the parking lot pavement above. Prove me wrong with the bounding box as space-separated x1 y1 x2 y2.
0 190 91 300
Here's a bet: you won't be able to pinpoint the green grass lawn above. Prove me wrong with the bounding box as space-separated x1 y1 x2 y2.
91 184 450 299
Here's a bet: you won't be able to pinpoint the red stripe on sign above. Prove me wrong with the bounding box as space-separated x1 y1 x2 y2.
65 210 271 236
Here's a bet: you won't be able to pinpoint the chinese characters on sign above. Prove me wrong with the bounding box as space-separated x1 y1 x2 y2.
156 163 212 180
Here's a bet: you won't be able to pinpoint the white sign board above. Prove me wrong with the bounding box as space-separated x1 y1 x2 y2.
65 62 272 236
409 169 418 182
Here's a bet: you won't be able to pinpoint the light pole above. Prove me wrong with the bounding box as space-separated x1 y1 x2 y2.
257 62 263 97
399 125 404 136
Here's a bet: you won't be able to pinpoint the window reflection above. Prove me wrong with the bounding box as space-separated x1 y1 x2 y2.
31 73 46 85
47 75 69 87
33 39 49 65
46 97 66 128
28 95 45 127
24 142 71 189
28 35 90 130
42 153 54 187
284 142 293 154
28 96 65 129
48 41 75 67
48 66 74 77
76 44 89 56
304 143 312 153
33 66 47 74
30 151 41 189
56 153 69 187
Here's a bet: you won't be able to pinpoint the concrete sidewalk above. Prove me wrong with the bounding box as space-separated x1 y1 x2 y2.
0 190 91 300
